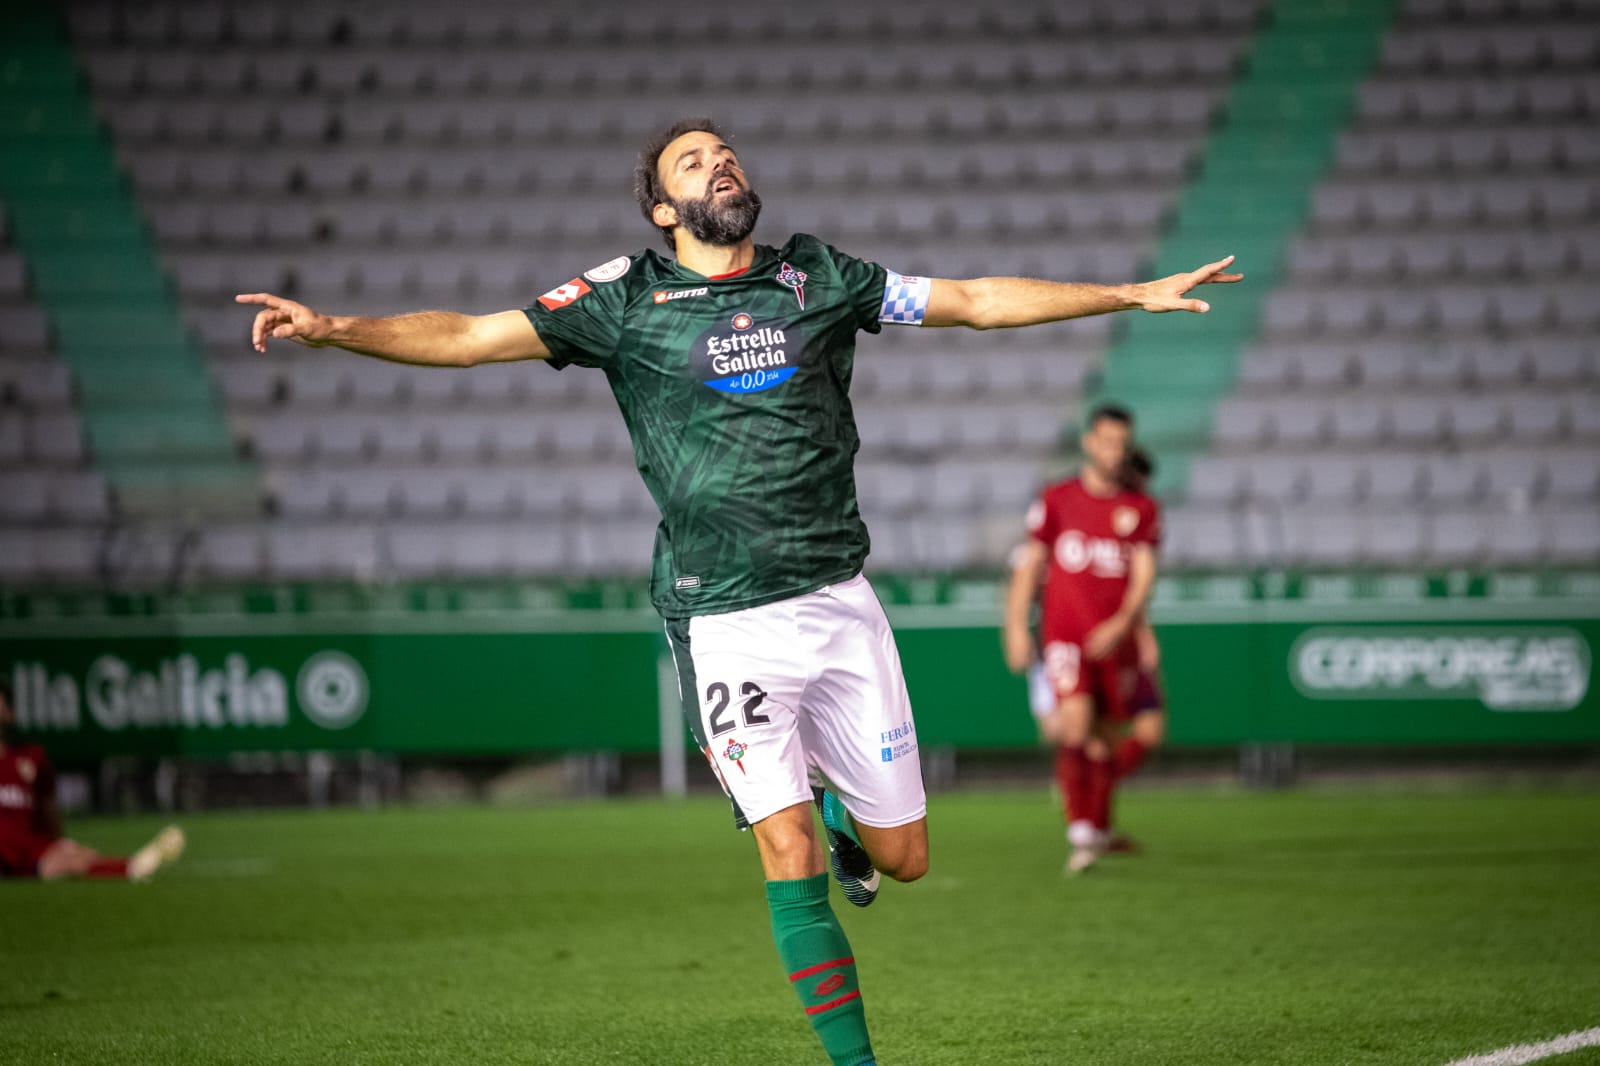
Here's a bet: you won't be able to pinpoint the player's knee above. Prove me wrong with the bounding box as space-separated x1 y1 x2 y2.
36 840 84 880
1135 714 1166 747
752 808 823 880
765 825 814 863
883 847 928 883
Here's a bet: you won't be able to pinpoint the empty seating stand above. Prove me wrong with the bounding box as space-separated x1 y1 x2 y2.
1172 0 1600 571
45 0 1273 584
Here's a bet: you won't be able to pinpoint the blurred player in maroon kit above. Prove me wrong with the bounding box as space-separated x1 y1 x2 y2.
1105 445 1167 850
0 682 185 882
1003 406 1160 874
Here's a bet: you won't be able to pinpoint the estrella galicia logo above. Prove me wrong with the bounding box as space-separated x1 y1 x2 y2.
690 313 803 395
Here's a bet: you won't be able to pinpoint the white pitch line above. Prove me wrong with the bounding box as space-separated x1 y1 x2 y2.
1442 1026 1600 1066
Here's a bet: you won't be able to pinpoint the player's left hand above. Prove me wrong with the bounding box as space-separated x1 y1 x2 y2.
1084 615 1131 660
1131 255 1243 314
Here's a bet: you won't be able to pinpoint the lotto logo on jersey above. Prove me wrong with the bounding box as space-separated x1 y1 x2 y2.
689 314 805 395
654 286 709 304
537 277 590 310
1054 530 1129 577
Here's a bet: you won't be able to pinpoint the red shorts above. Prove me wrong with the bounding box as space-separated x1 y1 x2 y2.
1040 637 1140 721
0 829 57 879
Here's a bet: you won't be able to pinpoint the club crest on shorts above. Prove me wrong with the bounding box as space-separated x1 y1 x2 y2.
722 738 748 775
774 261 807 310
1112 506 1140 537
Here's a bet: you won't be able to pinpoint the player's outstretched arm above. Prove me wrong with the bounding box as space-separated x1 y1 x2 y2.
235 293 550 367
923 255 1242 329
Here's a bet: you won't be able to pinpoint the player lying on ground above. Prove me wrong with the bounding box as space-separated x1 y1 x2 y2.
1004 406 1161 875
0 683 185 882
239 118 1239 1065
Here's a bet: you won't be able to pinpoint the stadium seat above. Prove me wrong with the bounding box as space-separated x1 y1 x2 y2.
193 525 266 580
1429 508 1490 564
0 418 25 465
264 522 384 580
1547 508 1600 561
1425 454 1485 504
1366 510 1427 565
27 413 88 465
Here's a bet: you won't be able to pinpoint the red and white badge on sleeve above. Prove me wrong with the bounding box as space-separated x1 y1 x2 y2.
537 277 591 310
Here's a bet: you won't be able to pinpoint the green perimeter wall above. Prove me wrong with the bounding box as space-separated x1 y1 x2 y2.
4 571 1598 764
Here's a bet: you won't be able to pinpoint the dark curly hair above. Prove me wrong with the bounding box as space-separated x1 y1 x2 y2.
633 117 727 251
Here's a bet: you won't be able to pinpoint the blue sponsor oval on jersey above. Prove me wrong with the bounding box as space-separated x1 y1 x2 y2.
705 366 798 394
690 316 805 395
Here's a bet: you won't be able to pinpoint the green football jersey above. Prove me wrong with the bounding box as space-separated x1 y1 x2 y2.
523 233 904 619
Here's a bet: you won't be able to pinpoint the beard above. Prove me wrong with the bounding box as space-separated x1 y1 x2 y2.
669 182 762 247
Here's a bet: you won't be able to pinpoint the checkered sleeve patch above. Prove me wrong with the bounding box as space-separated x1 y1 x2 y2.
877 269 932 326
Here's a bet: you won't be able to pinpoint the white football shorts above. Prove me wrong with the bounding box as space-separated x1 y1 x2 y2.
1026 660 1056 720
665 573 927 831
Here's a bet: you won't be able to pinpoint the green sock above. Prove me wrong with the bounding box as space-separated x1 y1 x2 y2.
766 874 875 1066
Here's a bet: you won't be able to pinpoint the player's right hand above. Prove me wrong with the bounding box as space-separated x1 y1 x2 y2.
235 292 333 352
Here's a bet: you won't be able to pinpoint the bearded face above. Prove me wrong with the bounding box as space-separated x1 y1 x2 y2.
667 171 763 247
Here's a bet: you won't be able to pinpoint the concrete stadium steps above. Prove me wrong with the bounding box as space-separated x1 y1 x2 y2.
0 0 255 516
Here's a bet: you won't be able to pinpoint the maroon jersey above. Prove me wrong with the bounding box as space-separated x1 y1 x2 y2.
1027 477 1161 645
0 742 55 841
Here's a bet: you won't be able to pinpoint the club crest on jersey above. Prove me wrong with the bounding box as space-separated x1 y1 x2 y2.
774 261 807 310
690 315 804 395
16 758 35 785
537 277 590 310
1112 506 1140 537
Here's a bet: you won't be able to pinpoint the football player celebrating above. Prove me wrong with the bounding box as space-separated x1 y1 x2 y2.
241 119 1237 1064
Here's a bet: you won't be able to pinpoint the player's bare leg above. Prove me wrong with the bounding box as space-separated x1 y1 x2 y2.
851 817 927 883
36 825 184 881
1131 708 1166 753
753 802 828 880
36 839 103 880
753 802 877 1066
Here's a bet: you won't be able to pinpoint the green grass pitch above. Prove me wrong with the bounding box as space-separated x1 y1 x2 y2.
3 785 1598 1065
